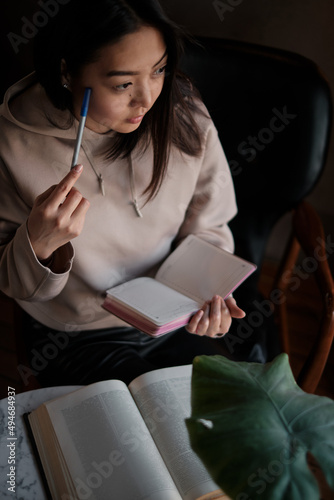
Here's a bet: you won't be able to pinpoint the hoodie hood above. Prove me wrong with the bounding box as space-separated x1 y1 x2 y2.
1 72 78 139
1 72 116 146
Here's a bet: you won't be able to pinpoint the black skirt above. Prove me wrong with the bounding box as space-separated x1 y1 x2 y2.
22 312 227 386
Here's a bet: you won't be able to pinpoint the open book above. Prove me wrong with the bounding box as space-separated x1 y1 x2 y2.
27 365 231 500
103 235 256 336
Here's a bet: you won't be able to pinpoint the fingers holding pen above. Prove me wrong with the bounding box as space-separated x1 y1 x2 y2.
33 164 85 210
55 185 90 236
59 184 87 217
28 88 92 262
27 165 90 260
48 164 85 208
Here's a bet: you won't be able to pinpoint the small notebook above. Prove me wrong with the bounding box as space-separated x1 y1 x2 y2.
103 235 256 336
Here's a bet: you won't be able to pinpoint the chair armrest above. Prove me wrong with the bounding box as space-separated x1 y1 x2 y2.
273 201 334 393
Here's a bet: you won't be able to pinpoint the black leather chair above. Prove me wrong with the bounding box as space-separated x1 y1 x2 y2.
181 37 333 368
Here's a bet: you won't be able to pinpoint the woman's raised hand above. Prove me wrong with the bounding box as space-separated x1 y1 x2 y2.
27 165 90 261
186 295 246 338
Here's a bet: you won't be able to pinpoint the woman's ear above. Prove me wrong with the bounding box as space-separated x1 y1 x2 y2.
61 58 71 90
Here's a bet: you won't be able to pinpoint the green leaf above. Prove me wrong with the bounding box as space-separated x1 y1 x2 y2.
186 353 334 500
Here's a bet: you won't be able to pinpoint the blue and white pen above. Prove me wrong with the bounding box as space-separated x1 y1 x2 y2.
70 87 92 170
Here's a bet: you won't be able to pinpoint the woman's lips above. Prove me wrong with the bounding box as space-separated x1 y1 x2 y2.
128 115 144 124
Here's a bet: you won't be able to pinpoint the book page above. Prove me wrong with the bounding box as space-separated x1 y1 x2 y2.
156 235 256 303
107 277 200 325
33 380 182 500
129 366 223 500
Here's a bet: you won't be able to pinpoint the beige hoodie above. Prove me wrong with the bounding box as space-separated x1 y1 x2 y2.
0 73 237 332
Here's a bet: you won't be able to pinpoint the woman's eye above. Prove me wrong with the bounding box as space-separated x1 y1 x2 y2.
154 65 167 76
114 82 132 91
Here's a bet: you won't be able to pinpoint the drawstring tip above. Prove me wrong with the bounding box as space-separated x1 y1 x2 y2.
133 200 143 218
99 175 105 196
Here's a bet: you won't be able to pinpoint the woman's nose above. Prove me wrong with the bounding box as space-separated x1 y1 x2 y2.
130 85 152 109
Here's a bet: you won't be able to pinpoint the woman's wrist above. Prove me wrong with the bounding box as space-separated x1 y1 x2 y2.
38 253 54 268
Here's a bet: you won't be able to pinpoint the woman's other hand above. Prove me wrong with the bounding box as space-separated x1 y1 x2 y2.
186 295 245 338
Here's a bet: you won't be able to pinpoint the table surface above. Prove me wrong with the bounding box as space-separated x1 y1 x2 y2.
0 386 81 500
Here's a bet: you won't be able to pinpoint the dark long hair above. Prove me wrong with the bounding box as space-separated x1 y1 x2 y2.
34 0 205 200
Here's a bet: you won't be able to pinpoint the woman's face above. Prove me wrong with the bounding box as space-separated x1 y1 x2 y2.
67 26 167 134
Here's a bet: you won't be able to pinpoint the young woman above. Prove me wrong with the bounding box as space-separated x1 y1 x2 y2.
0 0 245 385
